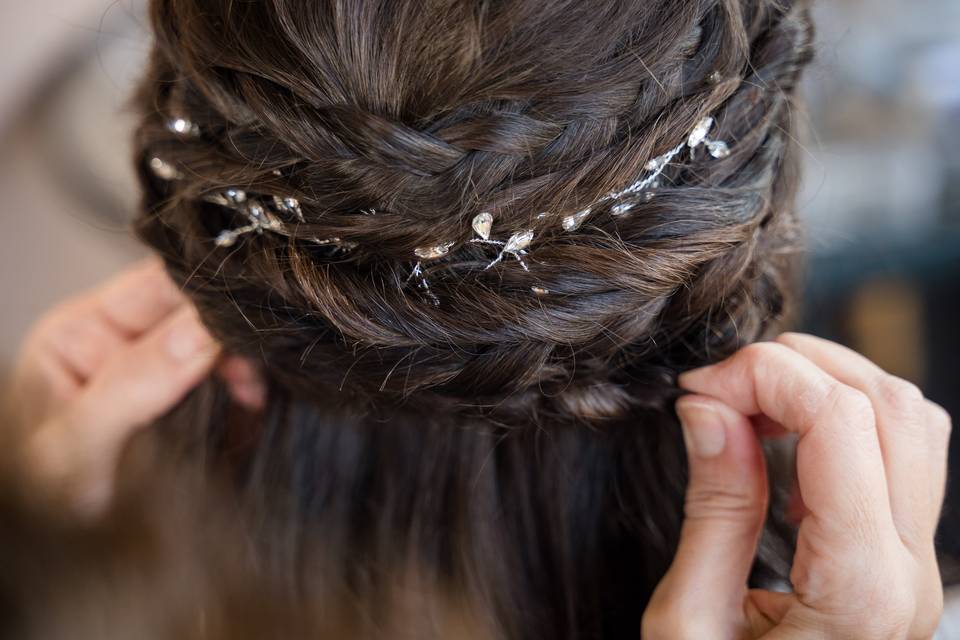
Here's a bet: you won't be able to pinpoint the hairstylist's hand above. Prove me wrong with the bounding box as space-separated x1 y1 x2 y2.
6 260 221 517
642 334 951 640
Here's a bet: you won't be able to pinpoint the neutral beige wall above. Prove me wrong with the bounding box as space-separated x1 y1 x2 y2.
0 0 120 125
0 0 145 368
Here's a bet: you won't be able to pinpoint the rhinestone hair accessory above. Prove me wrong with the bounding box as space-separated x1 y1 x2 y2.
560 116 729 232
150 113 731 303
203 190 358 250
148 156 183 181
406 115 729 301
465 213 533 271
149 117 354 251
167 116 200 137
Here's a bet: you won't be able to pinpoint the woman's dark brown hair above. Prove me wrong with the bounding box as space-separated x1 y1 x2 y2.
131 0 814 637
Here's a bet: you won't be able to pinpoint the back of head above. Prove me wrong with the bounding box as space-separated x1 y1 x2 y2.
133 1 813 637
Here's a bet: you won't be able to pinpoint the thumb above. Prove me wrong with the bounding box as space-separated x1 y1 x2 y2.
642 395 769 638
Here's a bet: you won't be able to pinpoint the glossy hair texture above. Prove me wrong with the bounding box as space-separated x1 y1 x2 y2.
134 0 813 637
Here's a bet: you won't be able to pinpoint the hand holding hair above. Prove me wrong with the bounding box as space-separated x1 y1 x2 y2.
642 334 951 639
6 260 222 518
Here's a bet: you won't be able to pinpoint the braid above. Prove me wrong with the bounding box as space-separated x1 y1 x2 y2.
136 0 811 424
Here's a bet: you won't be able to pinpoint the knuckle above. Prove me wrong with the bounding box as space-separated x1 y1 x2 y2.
874 376 924 414
740 341 790 370
685 482 765 521
827 384 876 427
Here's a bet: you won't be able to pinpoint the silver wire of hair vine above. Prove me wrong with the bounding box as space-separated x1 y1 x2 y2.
409 115 730 302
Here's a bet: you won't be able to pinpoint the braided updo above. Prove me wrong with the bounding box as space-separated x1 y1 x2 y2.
135 0 812 425
133 1 814 634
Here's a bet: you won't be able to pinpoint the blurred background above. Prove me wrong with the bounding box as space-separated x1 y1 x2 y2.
0 0 958 633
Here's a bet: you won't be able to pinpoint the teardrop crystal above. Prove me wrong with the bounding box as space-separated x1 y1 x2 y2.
504 230 534 253
247 203 266 224
562 208 591 232
687 116 714 148
224 188 247 205
148 157 183 181
414 241 455 260
273 195 304 221
707 140 730 159
472 212 493 240
215 230 238 247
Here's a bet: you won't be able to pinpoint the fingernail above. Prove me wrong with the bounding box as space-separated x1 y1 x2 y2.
166 315 214 361
676 401 727 458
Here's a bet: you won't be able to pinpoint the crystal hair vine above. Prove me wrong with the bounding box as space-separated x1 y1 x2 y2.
407 115 730 304
149 112 731 305
204 189 357 252
148 118 357 252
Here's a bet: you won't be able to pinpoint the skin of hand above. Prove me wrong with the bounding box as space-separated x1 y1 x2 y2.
642 334 952 640
5 260 230 518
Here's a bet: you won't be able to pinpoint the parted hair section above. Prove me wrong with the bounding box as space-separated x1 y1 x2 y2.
134 0 813 422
